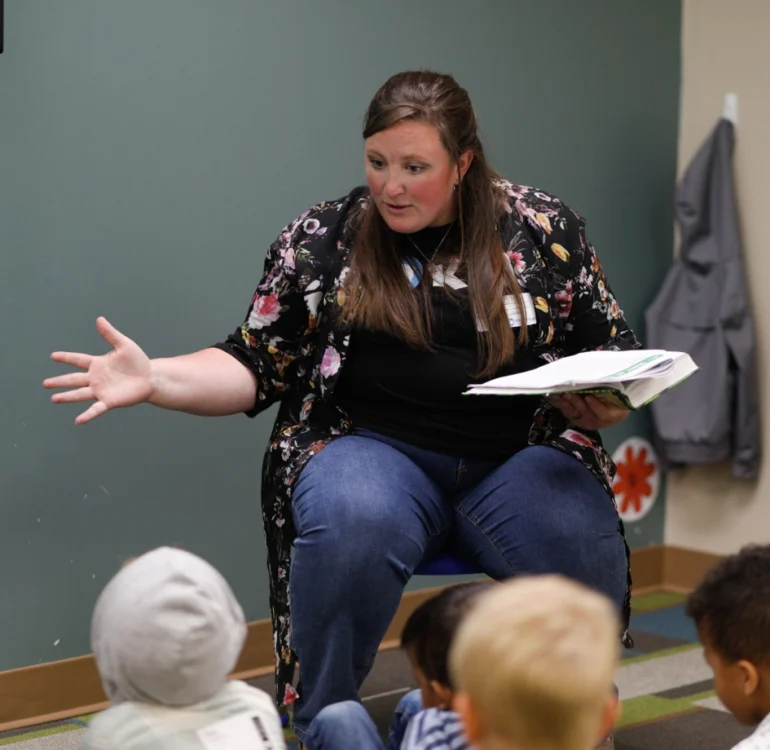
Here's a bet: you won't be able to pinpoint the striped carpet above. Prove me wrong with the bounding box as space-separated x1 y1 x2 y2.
0 592 754 749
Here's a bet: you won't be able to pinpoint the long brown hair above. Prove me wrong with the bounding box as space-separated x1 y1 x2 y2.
342 70 527 378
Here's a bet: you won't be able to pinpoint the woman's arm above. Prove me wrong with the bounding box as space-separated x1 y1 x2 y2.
559 209 641 355
46 206 318 424
557 217 640 355
148 348 258 416
45 318 260 424
544 205 639 429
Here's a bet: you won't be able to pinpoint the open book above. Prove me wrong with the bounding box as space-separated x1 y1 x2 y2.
464 349 698 411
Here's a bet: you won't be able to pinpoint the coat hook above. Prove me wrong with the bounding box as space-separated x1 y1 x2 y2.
723 93 738 127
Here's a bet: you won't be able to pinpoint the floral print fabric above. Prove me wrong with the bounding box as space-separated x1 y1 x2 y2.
214 180 640 709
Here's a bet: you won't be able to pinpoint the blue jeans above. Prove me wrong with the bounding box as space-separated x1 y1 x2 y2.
388 690 423 750
290 429 627 740
304 701 383 750
305 690 422 750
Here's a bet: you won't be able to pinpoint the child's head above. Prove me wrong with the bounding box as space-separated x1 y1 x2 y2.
686 544 770 726
449 575 619 750
91 547 247 707
401 581 492 709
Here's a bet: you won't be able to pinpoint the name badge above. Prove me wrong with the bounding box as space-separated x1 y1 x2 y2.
504 293 538 328
475 293 537 332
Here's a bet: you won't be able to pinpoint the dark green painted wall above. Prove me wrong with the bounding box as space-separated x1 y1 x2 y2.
0 0 681 669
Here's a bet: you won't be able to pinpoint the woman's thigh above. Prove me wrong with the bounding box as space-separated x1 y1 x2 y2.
452 445 627 609
291 435 453 574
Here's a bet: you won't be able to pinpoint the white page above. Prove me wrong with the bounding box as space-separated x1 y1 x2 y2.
476 350 675 390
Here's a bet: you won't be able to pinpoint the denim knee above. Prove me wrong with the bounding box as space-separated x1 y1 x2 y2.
394 689 423 719
305 701 381 750
315 700 369 724
291 438 444 572
389 690 423 750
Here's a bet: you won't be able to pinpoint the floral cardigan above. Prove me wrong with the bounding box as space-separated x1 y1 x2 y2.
215 180 641 709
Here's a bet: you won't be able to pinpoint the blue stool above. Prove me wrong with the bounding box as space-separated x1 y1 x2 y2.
413 551 480 576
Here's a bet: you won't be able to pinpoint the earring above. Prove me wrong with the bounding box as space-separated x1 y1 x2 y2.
453 183 459 192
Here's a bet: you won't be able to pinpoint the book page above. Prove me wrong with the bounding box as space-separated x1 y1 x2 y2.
478 350 674 390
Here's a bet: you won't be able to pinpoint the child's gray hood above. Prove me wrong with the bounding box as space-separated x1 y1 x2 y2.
91 547 246 706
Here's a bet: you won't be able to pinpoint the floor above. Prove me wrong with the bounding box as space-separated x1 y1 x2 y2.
0 591 755 749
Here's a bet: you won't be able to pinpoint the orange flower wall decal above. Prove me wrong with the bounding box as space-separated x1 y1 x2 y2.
611 437 660 522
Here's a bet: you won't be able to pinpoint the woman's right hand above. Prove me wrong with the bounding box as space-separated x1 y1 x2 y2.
44 317 153 424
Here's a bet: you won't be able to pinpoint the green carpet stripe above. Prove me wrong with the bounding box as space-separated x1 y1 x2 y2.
72 713 99 724
0 725 80 746
621 642 700 665
631 591 687 613
618 689 715 728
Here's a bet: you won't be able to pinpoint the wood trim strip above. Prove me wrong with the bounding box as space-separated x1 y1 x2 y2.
629 545 665 591
662 546 723 591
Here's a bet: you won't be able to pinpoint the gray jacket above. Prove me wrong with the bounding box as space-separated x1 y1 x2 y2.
644 119 759 478
85 547 286 750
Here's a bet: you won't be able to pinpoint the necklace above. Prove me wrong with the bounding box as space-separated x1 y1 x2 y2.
406 222 455 268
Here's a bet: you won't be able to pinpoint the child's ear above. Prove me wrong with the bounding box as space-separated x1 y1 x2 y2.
598 690 621 742
452 691 484 745
429 680 454 711
737 660 760 695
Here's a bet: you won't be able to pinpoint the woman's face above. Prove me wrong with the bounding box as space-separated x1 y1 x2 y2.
365 120 471 233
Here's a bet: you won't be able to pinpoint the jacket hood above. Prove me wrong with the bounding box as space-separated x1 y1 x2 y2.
91 547 246 706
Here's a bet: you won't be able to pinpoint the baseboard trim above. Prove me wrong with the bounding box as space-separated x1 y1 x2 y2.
0 547 722 731
660 545 723 591
628 544 723 593
628 545 665 590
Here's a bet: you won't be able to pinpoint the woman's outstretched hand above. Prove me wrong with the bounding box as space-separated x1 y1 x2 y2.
44 317 153 424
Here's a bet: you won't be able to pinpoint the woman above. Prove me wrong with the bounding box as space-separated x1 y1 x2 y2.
45 71 637 741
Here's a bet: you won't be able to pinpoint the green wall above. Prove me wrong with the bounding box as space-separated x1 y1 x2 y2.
0 0 681 670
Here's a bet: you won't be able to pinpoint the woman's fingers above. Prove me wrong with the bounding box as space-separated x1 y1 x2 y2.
95 317 127 349
42 372 89 390
48 351 93 372
50 386 94 404
549 394 627 430
584 395 629 426
548 395 574 417
551 394 589 420
584 395 616 420
75 401 109 425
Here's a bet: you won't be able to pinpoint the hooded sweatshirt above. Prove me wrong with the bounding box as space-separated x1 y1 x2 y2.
82 547 285 750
